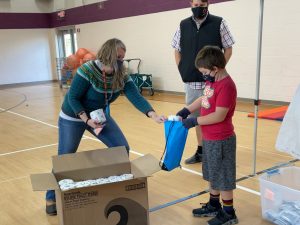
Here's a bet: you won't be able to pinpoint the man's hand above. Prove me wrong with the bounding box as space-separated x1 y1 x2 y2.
182 117 198 129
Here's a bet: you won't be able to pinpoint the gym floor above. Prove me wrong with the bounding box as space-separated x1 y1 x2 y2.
0 82 294 225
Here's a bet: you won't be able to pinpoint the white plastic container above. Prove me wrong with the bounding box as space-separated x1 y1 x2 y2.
259 166 300 223
90 108 106 124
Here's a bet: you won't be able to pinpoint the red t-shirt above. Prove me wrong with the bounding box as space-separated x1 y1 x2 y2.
200 76 237 140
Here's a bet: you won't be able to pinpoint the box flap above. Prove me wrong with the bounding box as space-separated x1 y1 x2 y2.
131 154 161 178
30 173 59 191
52 146 129 173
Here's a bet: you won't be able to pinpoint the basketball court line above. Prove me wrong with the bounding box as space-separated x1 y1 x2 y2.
0 107 266 196
0 106 287 158
0 135 260 183
0 137 90 157
0 143 58 157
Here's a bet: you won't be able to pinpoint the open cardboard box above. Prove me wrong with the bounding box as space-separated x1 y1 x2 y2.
31 146 161 225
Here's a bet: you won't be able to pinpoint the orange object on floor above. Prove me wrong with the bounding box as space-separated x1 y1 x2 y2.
247 106 288 121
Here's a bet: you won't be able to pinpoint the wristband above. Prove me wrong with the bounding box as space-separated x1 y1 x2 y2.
78 111 85 116
146 109 155 118
85 118 90 125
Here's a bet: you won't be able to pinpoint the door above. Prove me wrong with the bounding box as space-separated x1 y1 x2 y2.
56 27 78 87
57 27 77 58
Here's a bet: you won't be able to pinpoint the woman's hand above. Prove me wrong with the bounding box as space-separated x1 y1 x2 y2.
148 111 167 124
86 119 105 129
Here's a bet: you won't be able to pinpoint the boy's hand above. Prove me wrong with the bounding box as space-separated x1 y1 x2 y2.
182 117 198 129
176 107 191 119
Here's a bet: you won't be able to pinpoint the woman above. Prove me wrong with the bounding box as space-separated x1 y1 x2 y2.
46 38 165 215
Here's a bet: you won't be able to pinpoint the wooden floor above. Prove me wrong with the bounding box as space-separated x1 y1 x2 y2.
0 83 296 225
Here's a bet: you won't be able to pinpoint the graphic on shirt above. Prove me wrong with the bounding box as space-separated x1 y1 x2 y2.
201 85 214 109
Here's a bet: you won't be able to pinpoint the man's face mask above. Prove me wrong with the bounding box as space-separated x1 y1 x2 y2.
203 71 215 83
191 6 208 20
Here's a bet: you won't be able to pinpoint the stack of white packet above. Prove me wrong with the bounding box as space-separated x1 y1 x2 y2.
168 115 180 121
59 174 134 191
264 201 300 225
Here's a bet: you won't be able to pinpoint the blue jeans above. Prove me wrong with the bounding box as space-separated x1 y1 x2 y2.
46 115 129 201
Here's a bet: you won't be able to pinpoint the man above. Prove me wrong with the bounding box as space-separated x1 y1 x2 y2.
172 0 235 164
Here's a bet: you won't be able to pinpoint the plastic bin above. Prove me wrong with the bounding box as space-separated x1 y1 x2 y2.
259 167 300 224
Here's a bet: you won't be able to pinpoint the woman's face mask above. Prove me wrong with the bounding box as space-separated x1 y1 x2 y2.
116 59 124 70
191 6 208 20
116 48 125 71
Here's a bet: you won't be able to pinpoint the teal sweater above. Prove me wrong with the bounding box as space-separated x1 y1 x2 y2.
61 60 153 118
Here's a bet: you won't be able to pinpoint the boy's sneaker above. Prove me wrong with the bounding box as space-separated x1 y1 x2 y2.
193 202 221 217
207 208 238 225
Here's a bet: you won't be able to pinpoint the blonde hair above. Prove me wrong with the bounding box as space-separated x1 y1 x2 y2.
96 38 126 90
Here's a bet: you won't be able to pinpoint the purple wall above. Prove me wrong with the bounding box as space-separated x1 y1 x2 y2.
0 13 51 29
0 0 233 29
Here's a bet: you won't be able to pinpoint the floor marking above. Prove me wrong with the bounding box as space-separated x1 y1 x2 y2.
0 108 267 197
0 143 58 157
0 138 89 157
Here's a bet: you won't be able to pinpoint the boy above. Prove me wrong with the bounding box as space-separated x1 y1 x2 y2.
176 45 238 225
172 0 235 165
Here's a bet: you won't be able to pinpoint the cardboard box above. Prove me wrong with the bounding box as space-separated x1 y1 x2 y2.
31 147 161 225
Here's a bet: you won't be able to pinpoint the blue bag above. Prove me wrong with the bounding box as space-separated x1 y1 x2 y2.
160 120 189 171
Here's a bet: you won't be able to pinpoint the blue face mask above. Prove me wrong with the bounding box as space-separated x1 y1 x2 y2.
202 71 215 83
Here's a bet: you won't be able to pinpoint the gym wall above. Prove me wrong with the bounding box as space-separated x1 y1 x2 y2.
0 0 299 102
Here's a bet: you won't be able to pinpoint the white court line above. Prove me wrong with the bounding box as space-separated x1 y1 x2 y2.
0 107 98 141
237 144 291 158
0 108 59 128
1 108 260 196
0 139 260 195
175 167 260 195
0 143 58 157
130 150 144 157
181 167 203 176
1 108 286 157
0 137 90 157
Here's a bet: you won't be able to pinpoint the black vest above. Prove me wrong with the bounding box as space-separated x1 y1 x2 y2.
178 14 223 82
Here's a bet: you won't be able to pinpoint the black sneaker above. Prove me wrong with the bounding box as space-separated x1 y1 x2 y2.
46 203 57 216
193 203 220 217
185 153 202 164
207 209 238 225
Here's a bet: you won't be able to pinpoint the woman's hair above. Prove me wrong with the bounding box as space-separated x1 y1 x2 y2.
195 45 226 70
96 38 126 90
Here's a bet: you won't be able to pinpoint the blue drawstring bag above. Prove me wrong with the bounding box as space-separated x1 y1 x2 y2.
160 120 189 171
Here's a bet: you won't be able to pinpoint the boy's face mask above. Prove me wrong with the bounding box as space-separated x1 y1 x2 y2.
191 6 208 20
203 71 216 83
